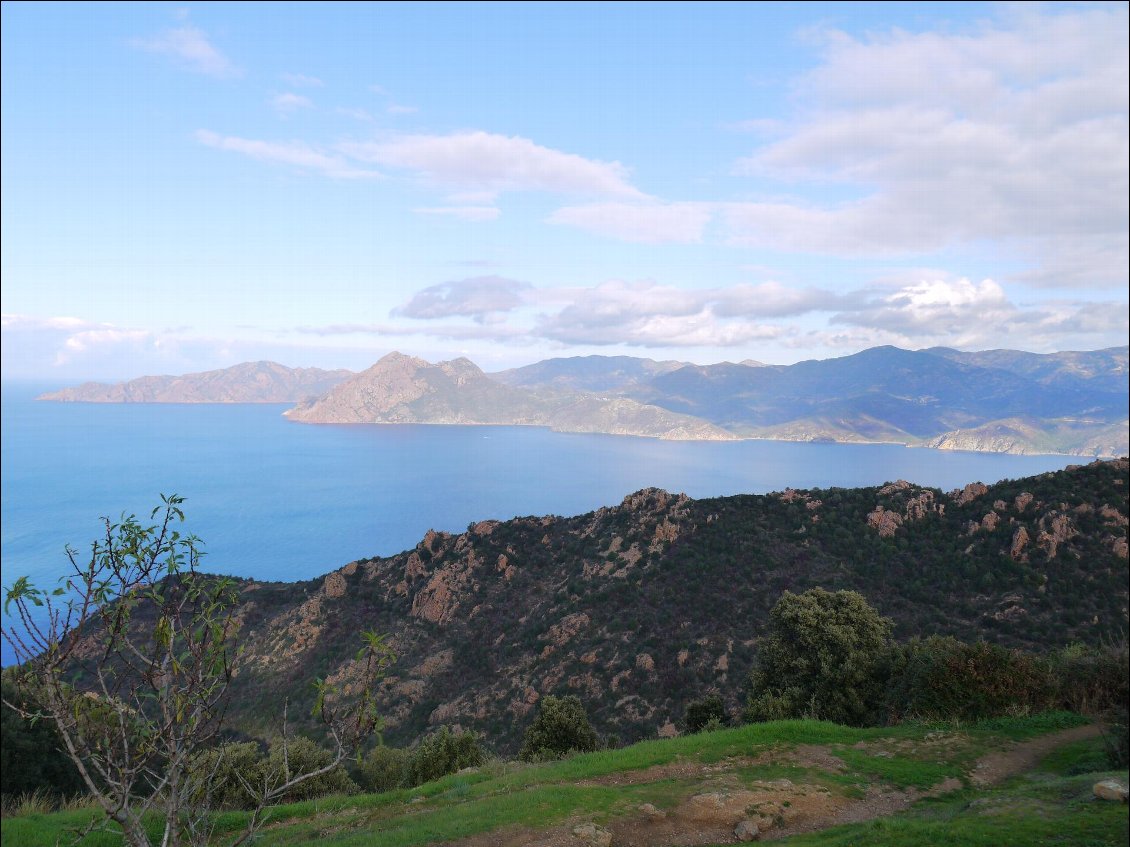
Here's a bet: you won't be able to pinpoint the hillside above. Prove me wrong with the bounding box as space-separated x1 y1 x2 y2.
37 361 352 403
7 715 1126 847
283 352 735 440
211 460 1129 753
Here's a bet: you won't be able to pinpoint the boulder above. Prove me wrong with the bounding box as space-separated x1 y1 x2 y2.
734 819 760 841
571 822 613 846
1093 779 1128 802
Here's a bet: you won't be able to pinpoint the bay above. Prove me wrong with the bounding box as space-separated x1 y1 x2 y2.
1 382 1074 664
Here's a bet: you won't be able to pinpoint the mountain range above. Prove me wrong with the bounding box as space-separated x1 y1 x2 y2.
39 345 1129 456
38 360 351 403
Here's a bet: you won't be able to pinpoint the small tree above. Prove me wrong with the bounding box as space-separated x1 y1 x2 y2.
519 695 598 761
684 694 728 733
746 588 892 727
404 726 486 786
1 495 393 847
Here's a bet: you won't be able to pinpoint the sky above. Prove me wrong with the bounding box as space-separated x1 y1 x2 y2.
1 1 1127 381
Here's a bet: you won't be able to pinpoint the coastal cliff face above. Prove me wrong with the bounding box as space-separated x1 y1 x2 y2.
38 361 352 403
218 460 1128 753
283 352 736 441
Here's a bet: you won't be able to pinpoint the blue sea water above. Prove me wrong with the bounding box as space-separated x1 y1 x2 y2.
1 382 1076 664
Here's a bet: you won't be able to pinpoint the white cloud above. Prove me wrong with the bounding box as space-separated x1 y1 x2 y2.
722 6 1128 282
828 277 1129 351
195 130 380 180
340 131 644 198
534 280 816 347
270 92 313 115
414 206 501 222
393 277 531 322
130 25 240 78
387 103 419 115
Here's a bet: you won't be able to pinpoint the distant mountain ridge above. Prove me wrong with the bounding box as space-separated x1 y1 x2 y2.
283 352 735 441
38 361 353 403
38 346 1129 456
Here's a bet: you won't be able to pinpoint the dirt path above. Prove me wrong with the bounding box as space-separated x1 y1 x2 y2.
447 724 1101 846
969 723 1101 787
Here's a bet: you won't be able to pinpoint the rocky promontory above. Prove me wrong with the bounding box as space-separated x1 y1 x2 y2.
283 352 736 441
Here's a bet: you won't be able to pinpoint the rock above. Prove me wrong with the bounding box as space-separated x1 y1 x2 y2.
954 482 989 505
638 802 666 819
323 571 347 598
1010 526 1030 560
635 652 656 672
734 819 760 841
1014 492 1034 512
1093 779 1128 802
867 506 903 537
571 822 613 846
981 511 1000 531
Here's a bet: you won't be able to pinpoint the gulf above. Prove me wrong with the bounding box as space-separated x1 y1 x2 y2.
1 382 1075 663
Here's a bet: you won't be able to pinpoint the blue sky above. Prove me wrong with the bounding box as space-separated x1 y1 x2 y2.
2 1 1127 380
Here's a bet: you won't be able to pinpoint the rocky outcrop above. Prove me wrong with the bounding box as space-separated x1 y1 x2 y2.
953 482 990 505
867 506 903 537
1010 527 1031 560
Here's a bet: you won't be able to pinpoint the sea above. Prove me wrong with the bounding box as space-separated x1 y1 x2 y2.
0 381 1078 665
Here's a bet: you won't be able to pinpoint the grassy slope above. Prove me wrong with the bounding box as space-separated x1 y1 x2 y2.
4 714 1126 847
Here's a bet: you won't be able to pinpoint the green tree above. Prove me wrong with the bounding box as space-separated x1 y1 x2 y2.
404 726 486 786
684 694 728 733
746 588 892 726
519 695 598 761
1 496 393 847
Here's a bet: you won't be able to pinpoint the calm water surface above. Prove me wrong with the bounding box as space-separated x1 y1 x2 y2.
1 382 1075 663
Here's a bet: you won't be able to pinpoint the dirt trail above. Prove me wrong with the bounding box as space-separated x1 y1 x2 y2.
969 723 1100 787
446 724 1100 847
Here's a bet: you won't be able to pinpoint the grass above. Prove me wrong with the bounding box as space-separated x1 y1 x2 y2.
3 714 1125 847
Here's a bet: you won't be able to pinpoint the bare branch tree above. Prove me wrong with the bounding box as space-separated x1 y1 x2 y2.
2 495 393 847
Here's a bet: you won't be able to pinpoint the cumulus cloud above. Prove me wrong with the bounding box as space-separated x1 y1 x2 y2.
195 130 380 180
130 25 241 78
828 277 1129 351
724 6 1128 282
393 277 533 323
533 280 822 347
340 131 644 199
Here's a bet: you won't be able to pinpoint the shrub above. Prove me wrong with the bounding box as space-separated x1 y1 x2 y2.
190 737 356 810
356 745 410 793
404 727 486 786
745 589 893 727
684 695 728 733
0 678 85 800
519 695 598 761
884 637 1054 723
